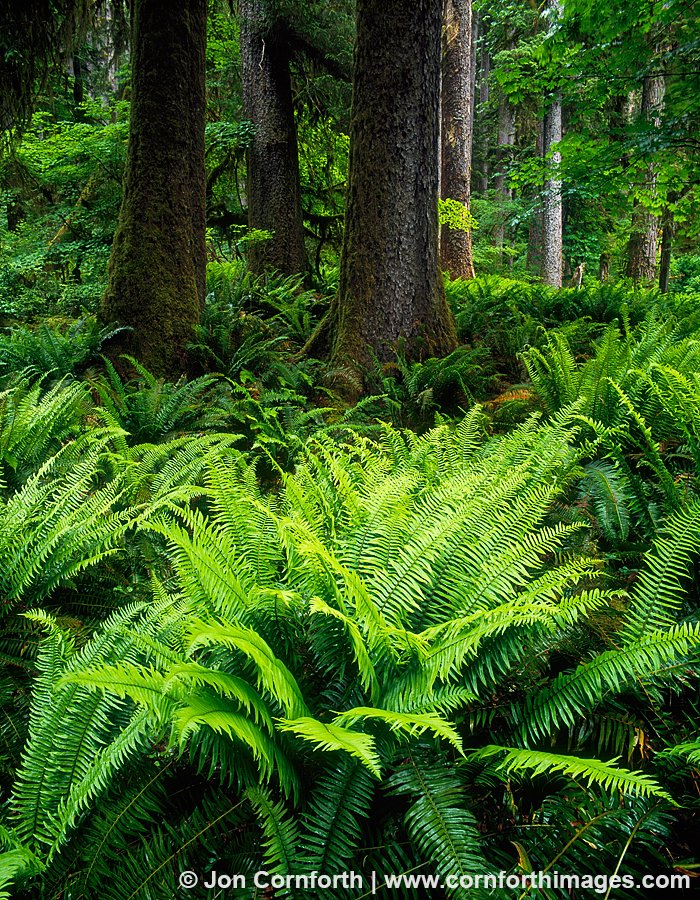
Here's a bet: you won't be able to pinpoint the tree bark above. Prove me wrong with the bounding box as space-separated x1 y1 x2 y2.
316 0 456 394
527 114 544 276
440 0 475 280
625 73 665 282
477 23 489 195
542 95 562 287
541 0 563 288
240 0 308 277
99 0 207 377
493 91 515 252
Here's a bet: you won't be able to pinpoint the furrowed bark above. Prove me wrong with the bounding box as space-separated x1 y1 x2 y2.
240 0 308 277
440 0 475 280
99 0 207 377
318 0 457 397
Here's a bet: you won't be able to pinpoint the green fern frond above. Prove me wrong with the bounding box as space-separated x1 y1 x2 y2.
470 745 673 801
300 757 375 873
333 707 463 753
276 717 381 777
623 497 700 643
184 619 310 719
387 750 485 899
245 786 299 877
516 623 700 744
578 460 631 542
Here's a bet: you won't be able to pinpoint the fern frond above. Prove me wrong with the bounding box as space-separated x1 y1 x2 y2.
300 757 375 873
623 497 700 643
245 786 300 876
276 717 381 777
470 745 673 800
387 750 485 898
333 707 463 753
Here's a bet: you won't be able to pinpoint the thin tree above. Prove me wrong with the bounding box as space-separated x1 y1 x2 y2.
493 90 515 254
440 0 475 280
541 0 563 288
476 19 490 195
527 115 544 276
625 70 665 282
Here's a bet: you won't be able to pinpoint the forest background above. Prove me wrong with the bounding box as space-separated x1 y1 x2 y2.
1 0 700 898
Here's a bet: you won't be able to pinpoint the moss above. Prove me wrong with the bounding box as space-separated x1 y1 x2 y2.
319 0 456 397
98 0 206 378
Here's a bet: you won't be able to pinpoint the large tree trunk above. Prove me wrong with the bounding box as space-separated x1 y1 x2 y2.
240 0 308 277
317 0 456 394
440 0 475 280
493 91 515 253
99 0 207 377
625 73 665 282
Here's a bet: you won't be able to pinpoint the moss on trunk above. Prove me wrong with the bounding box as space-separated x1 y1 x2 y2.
240 0 308 277
323 0 457 395
98 0 207 377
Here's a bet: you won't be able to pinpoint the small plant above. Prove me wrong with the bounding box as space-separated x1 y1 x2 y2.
92 356 226 444
0 317 129 384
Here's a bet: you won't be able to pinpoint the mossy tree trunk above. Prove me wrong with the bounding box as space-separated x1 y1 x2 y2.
240 0 308 277
99 0 207 377
323 0 457 391
440 0 475 280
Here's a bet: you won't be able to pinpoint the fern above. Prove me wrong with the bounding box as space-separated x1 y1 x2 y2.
622 497 700 643
469 745 673 800
6 409 699 896
300 757 375 875
387 749 486 899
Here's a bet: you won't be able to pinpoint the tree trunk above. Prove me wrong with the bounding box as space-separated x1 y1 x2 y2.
99 0 207 377
625 73 665 282
541 0 562 288
658 208 674 293
477 23 489 195
542 95 562 287
470 11 478 136
440 0 475 280
240 0 308 277
317 0 456 394
658 188 683 294
527 115 544 276
493 92 515 252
